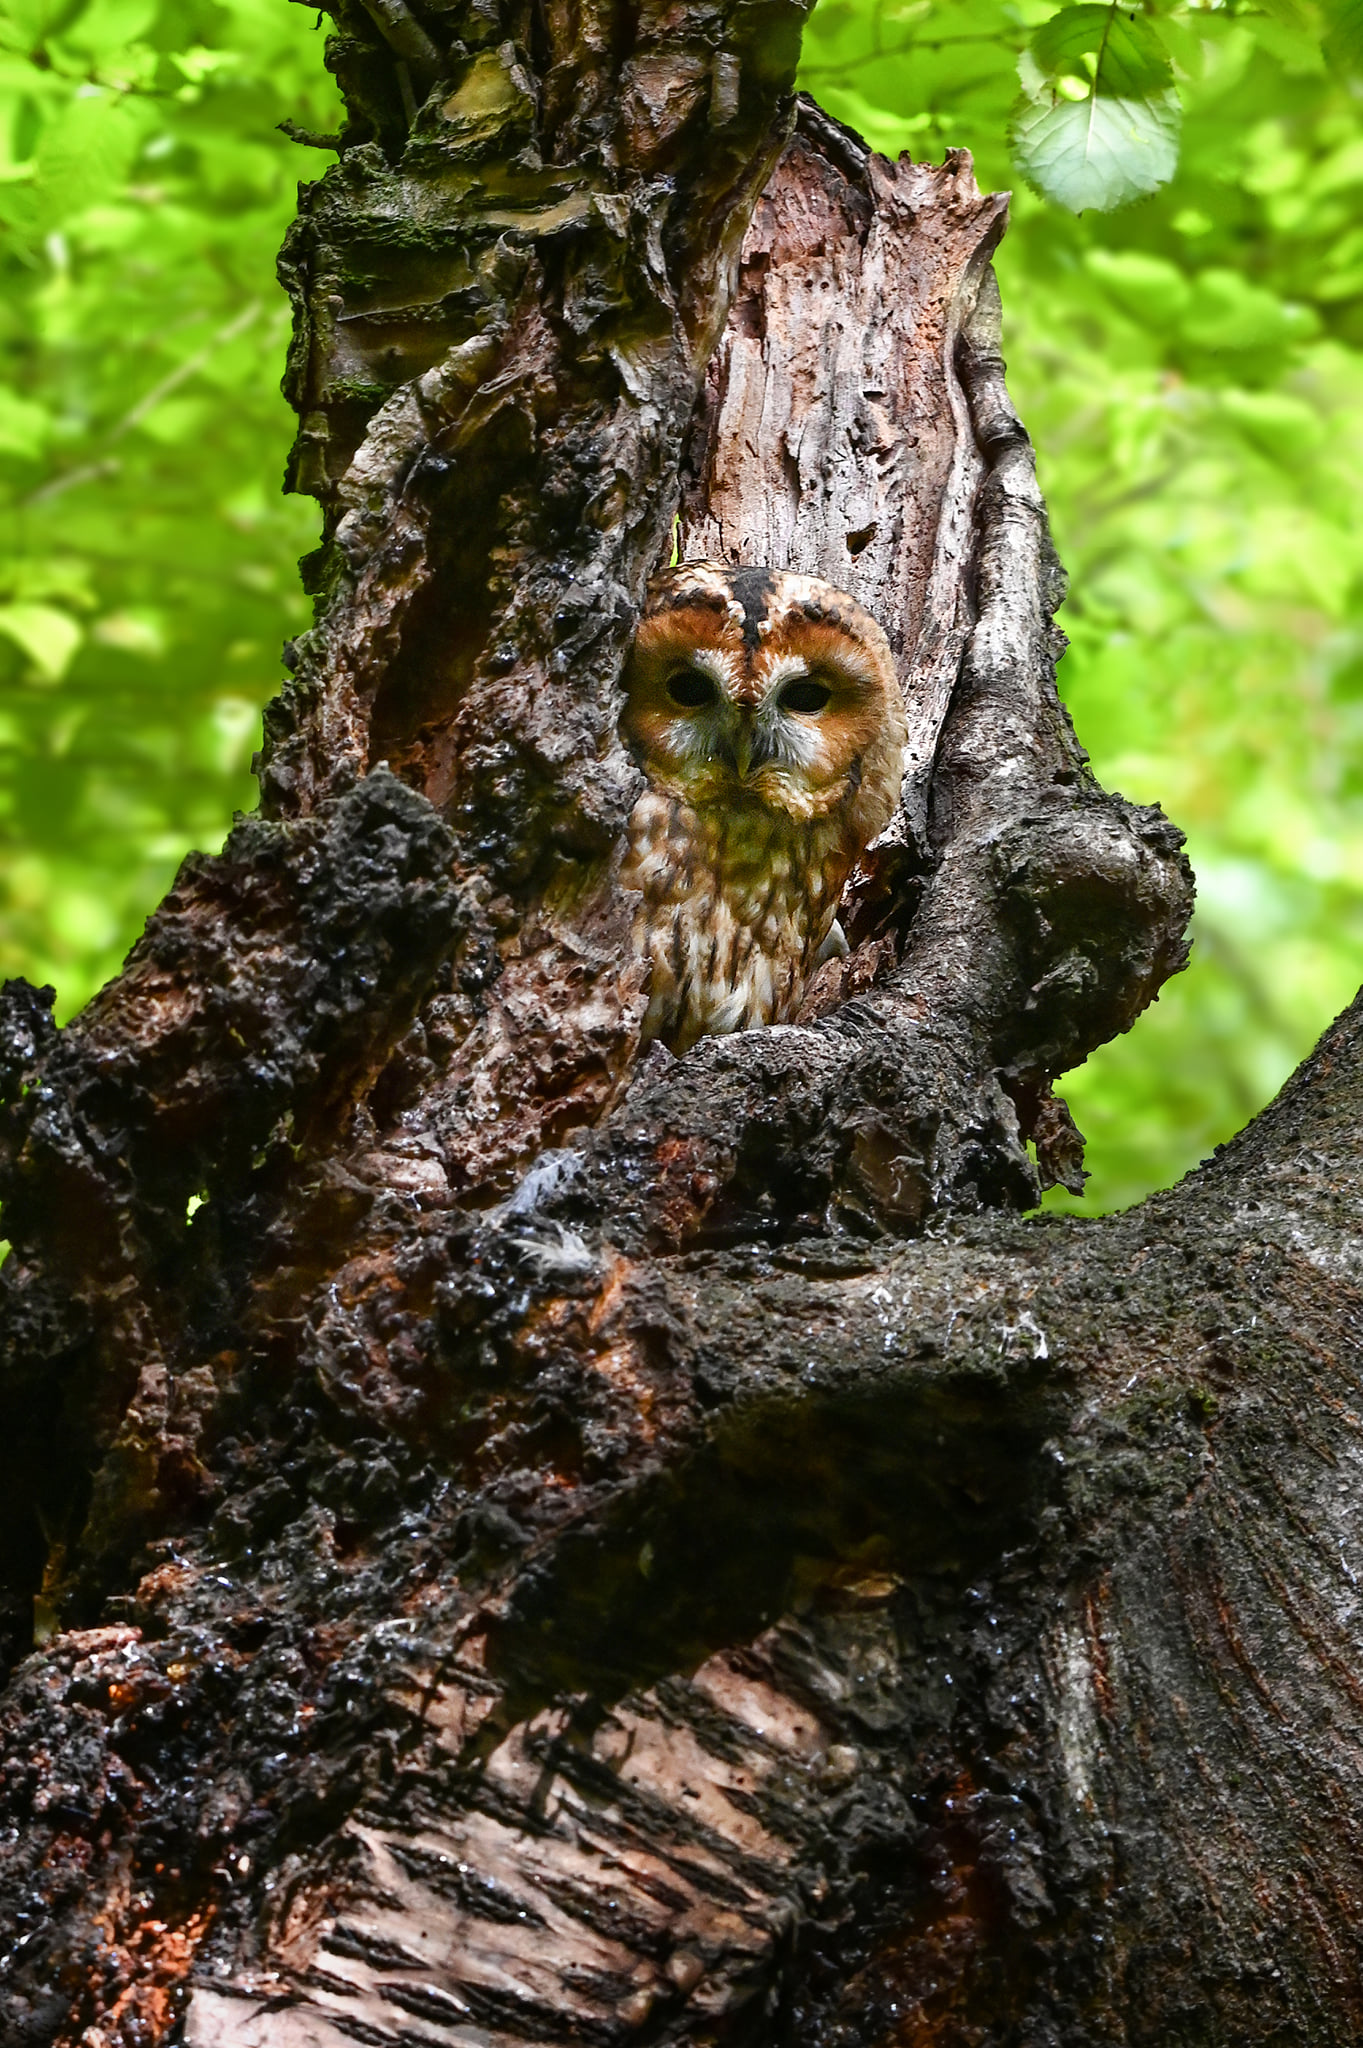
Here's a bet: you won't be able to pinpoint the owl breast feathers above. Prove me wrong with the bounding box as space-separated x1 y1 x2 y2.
619 562 907 1055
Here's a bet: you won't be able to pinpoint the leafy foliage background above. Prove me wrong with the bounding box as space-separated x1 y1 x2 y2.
2 0 1361 1213
0 0 334 1025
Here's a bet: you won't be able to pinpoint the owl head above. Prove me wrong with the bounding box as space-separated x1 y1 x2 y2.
621 562 907 838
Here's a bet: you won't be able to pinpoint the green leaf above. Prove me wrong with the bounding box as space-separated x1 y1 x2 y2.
1030 3 1175 98
1244 11 1327 75
1012 87 1180 212
1084 247 1191 328
0 602 82 680
60 0 159 55
0 385 52 457
1220 388 1325 463
0 0 73 51
92 608 168 657
1321 0 1363 71
33 91 141 231
4 556 95 607
1180 268 1318 353
1013 4 1181 211
1256 0 1325 34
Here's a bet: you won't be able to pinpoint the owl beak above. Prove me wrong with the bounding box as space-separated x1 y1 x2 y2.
730 718 772 780
715 725 752 777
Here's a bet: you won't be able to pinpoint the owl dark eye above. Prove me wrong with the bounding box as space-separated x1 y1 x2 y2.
667 668 718 709
780 677 832 715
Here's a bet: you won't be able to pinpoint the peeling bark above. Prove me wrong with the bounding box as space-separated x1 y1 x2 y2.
2 0 1349 2043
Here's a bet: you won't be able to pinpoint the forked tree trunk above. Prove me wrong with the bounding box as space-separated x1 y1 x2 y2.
0 4 1357 2045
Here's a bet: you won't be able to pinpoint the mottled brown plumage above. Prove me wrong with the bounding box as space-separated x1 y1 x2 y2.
620 562 907 1054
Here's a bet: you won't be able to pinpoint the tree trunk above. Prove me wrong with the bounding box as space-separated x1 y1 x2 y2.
1 4 1353 2045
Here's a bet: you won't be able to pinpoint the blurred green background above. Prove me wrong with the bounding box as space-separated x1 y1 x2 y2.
2 0 1361 1214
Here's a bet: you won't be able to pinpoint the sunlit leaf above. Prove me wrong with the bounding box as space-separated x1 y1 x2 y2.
1030 3 1175 98
0 603 81 680
92 609 168 657
1084 247 1191 329
1256 0 1325 34
1245 11 1327 75
1220 388 1325 464
1011 2 1182 211
5 556 95 607
33 92 143 232
0 386 52 458
1180 268 1317 353
59 0 159 54
1011 88 1180 212
0 0 71 51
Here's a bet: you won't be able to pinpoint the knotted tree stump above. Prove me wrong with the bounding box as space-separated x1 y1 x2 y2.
3 4 1360 2044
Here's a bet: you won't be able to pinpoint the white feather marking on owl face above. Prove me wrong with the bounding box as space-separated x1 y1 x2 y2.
654 645 745 775
750 651 820 773
756 652 809 689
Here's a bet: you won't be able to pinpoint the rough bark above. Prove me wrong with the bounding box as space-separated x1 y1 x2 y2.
1 1 1346 2043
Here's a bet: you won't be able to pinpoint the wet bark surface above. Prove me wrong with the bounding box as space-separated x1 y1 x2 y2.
0 0 1353 2042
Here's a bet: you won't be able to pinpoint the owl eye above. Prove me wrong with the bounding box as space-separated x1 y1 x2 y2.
666 668 719 709
779 677 832 715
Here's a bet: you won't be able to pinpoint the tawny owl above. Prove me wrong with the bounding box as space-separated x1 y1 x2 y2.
620 562 907 1055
